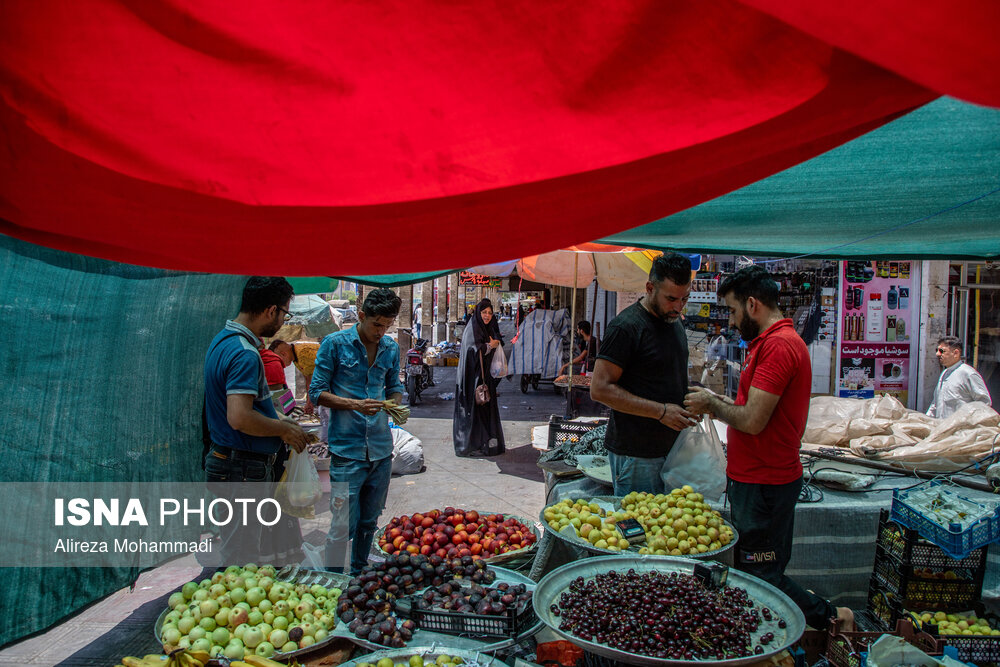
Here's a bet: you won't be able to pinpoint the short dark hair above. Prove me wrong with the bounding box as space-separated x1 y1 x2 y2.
268 339 289 352
577 320 592 335
938 336 963 355
649 253 692 286
240 276 293 315
362 288 402 318
718 265 779 309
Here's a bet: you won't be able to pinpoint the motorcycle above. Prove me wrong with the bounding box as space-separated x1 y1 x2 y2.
398 328 434 404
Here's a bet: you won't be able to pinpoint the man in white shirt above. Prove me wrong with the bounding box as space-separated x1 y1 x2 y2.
927 336 992 419
413 304 422 339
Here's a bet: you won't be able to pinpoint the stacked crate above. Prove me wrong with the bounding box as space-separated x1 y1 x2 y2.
867 509 988 629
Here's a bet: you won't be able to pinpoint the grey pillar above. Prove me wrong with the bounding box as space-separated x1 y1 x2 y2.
449 273 460 341
420 281 434 343
436 276 448 344
398 284 413 367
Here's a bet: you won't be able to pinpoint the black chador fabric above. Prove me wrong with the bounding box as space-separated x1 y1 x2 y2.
453 299 506 457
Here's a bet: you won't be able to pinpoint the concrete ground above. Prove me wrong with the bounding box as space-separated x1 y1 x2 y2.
0 361 571 666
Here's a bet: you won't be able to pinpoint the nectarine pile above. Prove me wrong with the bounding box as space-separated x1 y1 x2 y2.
378 508 536 560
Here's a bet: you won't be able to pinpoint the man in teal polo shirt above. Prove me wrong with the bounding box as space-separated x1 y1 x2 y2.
309 288 404 573
204 276 309 564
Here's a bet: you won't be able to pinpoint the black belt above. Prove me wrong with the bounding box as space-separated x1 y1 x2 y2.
210 444 276 464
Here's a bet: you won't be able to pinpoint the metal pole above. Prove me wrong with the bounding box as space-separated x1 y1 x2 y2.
806 449 994 493
566 253 579 417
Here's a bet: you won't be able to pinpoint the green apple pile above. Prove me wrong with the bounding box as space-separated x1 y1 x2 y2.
158 564 341 661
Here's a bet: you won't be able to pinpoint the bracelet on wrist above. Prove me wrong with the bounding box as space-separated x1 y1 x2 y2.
659 403 667 420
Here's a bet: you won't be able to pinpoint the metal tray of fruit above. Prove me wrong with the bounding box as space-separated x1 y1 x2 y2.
533 555 806 667
154 566 350 663
540 495 738 560
332 566 541 653
374 511 542 566
337 645 505 667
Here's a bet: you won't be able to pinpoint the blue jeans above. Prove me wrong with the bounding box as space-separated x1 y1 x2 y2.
204 446 274 566
609 452 667 496
326 455 393 574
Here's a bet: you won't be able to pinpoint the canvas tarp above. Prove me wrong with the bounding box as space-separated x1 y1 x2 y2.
0 234 245 647
603 97 1000 259
12 1 1000 274
803 395 1000 472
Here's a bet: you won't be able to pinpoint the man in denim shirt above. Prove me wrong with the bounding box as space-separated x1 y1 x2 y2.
309 288 404 573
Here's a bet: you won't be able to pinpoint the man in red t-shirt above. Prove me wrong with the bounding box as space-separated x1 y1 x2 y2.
261 339 294 389
685 265 852 631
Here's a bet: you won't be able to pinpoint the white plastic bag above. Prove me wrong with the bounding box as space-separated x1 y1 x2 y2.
661 417 727 502
285 449 322 507
391 427 425 475
490 344 508 378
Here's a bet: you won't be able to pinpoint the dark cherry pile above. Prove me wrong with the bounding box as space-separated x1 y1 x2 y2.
416 580 533 616
337 552 498 646
552 569 784 660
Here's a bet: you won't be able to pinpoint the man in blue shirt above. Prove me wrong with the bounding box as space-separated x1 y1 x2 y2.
204 276 309 563
310 288 404 574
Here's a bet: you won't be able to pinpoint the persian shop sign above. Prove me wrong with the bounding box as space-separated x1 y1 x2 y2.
459 271 501 288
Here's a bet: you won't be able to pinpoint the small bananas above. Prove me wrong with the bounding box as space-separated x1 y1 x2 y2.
120 656 172 667
239 657 290 667
168 648 210 667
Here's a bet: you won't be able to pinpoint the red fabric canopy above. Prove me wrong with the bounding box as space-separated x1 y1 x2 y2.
0 1 993 274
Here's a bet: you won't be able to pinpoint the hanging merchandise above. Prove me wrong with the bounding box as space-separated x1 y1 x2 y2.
836 260 920 406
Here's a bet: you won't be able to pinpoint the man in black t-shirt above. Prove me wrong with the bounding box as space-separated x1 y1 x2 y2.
590 254 696 495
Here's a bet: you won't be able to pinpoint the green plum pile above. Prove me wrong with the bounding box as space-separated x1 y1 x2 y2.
357 655 470 667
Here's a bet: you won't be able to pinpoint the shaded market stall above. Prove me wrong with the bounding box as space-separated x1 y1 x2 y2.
1 0 1000 652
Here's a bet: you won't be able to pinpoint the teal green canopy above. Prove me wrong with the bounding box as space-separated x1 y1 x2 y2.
602 98 1000 259
335 270 458 287
287 276 339 294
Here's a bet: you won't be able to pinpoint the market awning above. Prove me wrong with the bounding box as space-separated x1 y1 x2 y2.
6 1 998 274
601 97 1000 259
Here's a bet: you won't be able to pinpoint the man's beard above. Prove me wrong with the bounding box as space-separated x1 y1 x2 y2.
736 313 760 342
648 298 679 323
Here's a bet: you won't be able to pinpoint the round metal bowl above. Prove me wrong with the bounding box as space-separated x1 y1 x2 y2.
532 555 806 667
539 495 737 560
374 511 542 565
337 645 505 667
154 567 351 663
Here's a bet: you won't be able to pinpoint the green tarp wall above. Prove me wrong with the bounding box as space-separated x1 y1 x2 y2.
0 235 246 647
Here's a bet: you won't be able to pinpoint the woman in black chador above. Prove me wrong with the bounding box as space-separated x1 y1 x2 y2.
453 298 506 457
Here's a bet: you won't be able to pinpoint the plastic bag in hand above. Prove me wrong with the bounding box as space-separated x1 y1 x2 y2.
281 449 322 508
490 344 508 378
661 417 727 503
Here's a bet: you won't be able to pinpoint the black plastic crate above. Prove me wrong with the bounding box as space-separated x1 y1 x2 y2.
937 634 1000 664
870 554 983 611
876 509 989 570
405 601 535 639
918 614 1000 665
547 416 607 450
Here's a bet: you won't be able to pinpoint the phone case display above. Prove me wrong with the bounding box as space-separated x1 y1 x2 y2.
684 273 728 334
837 260 919 407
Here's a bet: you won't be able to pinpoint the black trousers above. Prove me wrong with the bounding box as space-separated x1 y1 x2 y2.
727 477 837 630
